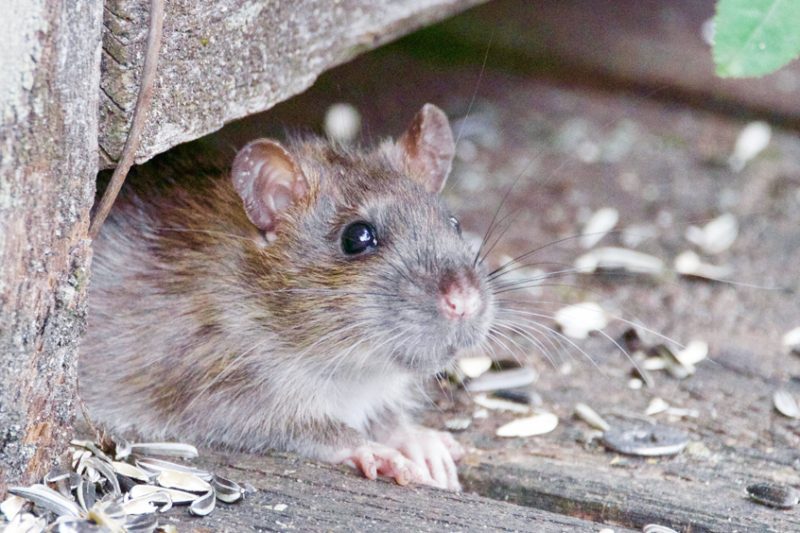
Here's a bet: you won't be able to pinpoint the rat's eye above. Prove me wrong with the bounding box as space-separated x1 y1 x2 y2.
341 221 378 255
449 215 462 236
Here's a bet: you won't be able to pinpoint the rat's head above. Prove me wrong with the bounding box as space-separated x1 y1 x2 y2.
230 104 494 375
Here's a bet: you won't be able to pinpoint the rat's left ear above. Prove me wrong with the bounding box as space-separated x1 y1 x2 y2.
394 103 455 194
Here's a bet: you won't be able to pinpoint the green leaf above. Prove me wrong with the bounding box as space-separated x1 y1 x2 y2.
713 0 800 78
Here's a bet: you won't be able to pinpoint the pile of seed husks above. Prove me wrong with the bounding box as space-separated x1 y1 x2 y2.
1 439 248 532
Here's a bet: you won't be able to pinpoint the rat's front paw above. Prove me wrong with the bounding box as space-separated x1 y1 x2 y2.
382 426 464 491
335 442 435 487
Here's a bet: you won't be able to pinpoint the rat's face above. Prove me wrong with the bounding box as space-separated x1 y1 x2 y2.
232 104 494 375
326 175 493 373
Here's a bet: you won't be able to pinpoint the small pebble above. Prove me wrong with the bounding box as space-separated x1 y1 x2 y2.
746 482 799 509
631 365 655 388
621 328 643 352
628 378 644 390
644 397 670 416
444 418 472 432
684 441 712 459
729 121 771 172
273 503 288 512
700 17 715 46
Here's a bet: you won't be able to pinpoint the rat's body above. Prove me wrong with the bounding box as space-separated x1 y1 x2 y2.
81 105 493 489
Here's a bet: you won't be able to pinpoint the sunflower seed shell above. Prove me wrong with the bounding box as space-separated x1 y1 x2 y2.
8 484 82 517
783 327 800 355
642 524 679 533
124 513 159 533
189 490 216 516
554 302 608 339
580 207 619 249
129 442 199 459
674 250 732 279
76 478 96 513
85 457 121 496
135 458 212 481
575 247 664 275
773 390 800 419
729 121 771 172
602 424 688 457
156 470 212 493
465 367 537 393
111 461 151 482
5 512 47 533
675 340 708 367
1 495 27 521
457 355 493 379
124 490 173 515
473 393 531 414
129 484 198 505
746 482 799 509
211 475 244 504
574 403 610 431
496 412 558 438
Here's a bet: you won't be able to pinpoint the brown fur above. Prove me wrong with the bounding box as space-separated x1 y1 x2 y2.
81 118 493 462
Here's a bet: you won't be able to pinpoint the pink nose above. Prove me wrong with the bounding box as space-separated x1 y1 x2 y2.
440 282 482 320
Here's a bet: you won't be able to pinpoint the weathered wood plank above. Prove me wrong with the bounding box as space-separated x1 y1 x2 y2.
99 0 488 168
0 0 102 496
165 451 638 532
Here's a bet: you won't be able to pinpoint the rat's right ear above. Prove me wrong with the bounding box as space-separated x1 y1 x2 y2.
394 103 455 194
231 139 309 235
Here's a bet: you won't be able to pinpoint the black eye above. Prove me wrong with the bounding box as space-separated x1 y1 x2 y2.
449 215 462 236
341 221 378 255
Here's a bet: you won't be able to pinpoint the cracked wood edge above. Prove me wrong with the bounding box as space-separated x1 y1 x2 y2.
99 0 489 168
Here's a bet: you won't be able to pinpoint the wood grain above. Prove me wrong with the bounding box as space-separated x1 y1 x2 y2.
0 0 102 496
99 0 488 168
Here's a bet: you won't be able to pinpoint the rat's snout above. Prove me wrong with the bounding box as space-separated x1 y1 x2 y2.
439 273 482 321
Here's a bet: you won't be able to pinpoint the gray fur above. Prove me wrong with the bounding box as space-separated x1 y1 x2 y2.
80 116 494 462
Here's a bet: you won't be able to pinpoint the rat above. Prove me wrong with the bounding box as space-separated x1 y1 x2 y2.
79 104 496 490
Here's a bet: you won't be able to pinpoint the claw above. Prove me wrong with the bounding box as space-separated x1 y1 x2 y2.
341 442 433 487
381 426 464 491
